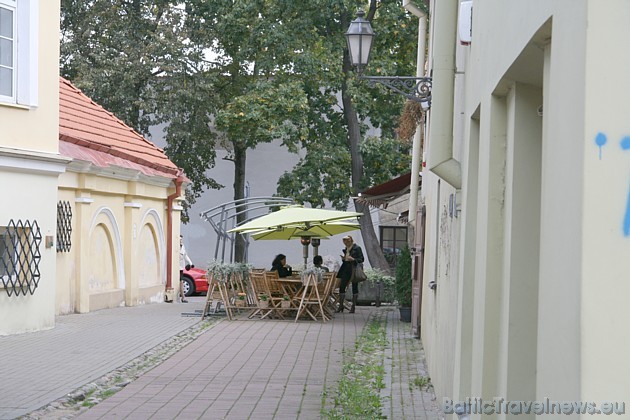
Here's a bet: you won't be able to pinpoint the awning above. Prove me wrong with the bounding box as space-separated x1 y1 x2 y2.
356 172 419 208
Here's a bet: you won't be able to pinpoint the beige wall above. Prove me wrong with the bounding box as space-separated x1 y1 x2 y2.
420 0 630 416
0 0 67 335
57 171 181 314
581 0 630 405
1 0 60 153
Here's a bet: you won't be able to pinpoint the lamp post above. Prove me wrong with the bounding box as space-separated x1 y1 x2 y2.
345 10 432 107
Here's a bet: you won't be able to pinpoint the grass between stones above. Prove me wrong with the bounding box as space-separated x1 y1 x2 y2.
321 310 389 419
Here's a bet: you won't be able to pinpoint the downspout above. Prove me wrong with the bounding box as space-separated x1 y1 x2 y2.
166 169 185 289
426 0 461 189
403 0 427 233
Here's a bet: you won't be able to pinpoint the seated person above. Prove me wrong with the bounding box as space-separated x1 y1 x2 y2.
270 254 293 278
313 255 330 272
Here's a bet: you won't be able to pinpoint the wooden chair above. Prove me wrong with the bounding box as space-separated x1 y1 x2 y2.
201 275 225 320
294 272 330 322
248 270 274 319
216 270 252 320
264 270 287 310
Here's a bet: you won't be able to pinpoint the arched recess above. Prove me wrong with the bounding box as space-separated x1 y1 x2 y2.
88 207 125 290
139 209 166 286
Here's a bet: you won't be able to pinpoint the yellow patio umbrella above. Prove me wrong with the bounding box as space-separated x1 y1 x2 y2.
248 220 361 241
228 205 362 233
228 206 363 266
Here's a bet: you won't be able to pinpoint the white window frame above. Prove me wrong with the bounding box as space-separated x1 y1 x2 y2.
0 0 38 107
0 0 16 102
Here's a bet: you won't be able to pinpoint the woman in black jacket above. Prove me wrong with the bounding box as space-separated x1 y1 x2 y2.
270 254 293 278
335 235 364 313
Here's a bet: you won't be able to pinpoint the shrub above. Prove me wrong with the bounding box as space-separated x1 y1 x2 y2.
395 245 412 306
364 268 395 303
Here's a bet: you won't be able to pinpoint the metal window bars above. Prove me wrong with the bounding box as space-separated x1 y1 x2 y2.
0 219 42 297
56 201 72 252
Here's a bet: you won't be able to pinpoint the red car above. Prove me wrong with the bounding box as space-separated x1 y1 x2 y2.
181 266 208 296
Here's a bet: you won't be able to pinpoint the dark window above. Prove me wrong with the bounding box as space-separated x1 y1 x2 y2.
380 226 408 268
56 201 72 252
0 219 42 296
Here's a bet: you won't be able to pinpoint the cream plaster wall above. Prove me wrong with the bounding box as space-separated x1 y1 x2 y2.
581 0 630 405
1 0 60 153
56 170 179 315
422 0 607 414
0 0 66 335
0 170 64 335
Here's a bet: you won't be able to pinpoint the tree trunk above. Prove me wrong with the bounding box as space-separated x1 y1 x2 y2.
233 143 247 262
354 200 391 273
341 27 390 272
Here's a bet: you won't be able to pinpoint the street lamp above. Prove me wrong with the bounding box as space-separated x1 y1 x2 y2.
345 10 432 107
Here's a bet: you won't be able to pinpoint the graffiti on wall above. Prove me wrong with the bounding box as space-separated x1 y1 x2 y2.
596 132 630 236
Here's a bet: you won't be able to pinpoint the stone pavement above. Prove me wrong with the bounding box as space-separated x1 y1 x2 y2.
1 297 441 419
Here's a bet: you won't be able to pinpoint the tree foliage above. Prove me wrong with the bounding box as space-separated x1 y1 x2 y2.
60 0 422 268
60 0 222 220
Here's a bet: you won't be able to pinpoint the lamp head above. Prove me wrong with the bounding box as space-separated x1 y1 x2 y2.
345 10 374 73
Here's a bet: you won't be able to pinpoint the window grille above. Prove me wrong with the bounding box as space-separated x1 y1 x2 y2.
0 219 41 296
56 201 72 252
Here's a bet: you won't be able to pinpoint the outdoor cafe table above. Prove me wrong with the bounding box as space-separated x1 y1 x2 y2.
292 272 330 322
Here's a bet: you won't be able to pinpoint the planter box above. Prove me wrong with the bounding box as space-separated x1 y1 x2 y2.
399 306 411 322
259 300 269 308
281 300 291 309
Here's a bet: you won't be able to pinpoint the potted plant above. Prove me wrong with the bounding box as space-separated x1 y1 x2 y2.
395 245 413 322
281 294 291 309
236 292 247 307
259 294 269 308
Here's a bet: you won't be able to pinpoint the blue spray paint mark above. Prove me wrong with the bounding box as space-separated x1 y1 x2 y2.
621 135 630 236
595 132 607 160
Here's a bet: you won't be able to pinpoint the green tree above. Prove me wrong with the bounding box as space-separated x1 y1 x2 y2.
60 0 222 219
274 0 419 270
61 0 422 267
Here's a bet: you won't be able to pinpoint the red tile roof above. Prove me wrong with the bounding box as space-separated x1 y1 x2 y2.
59 77 181 179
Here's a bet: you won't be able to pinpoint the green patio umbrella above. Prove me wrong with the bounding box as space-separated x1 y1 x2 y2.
228 205 363 233
229 206 363 267
248 220 361 241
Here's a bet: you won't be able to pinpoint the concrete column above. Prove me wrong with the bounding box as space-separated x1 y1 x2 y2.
497 83 542 417
74 191 94 313
123 198 142 305
470 94 507 405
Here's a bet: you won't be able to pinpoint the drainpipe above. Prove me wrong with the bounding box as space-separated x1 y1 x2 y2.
426 0 461 189
166 169 185 289
403 0 427 233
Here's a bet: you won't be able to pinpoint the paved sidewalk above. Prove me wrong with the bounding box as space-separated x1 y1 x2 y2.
1 298 441 419
77 308 371 419
0 301 201 420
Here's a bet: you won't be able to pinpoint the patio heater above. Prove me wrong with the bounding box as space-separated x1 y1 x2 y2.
300 236 312 267
311 237 321 257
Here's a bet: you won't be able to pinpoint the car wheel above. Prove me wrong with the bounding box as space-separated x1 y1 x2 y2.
181 276 195 297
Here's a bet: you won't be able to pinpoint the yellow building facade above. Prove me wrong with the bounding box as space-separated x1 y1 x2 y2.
0 1 186 335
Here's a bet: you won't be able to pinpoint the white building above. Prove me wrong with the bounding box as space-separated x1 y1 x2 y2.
419 0 630 416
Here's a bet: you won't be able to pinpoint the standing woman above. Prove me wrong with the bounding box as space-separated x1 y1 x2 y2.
336 235 364 313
